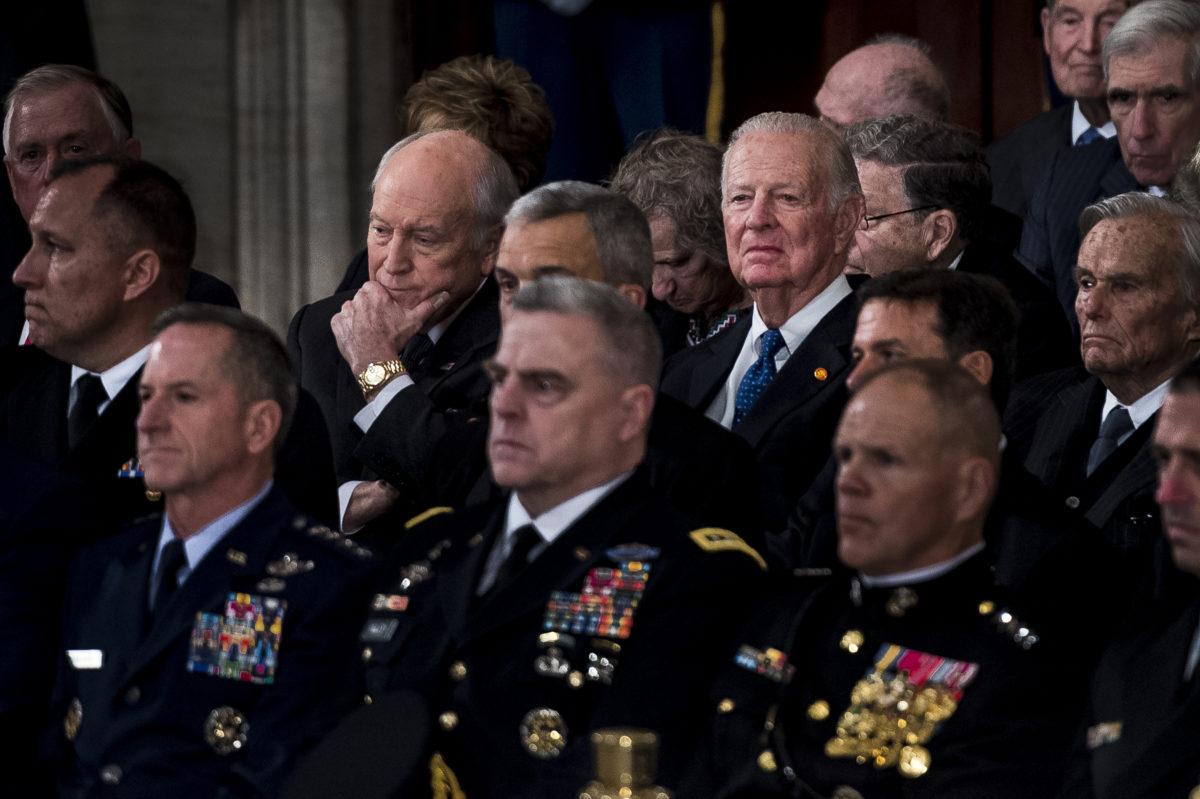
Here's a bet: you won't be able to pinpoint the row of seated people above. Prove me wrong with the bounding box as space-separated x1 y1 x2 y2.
4 0 1200 794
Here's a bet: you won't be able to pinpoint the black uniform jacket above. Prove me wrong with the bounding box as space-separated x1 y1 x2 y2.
1060 580 1200 799
325 473 766 798
52 487 378 799
685 552 1090 799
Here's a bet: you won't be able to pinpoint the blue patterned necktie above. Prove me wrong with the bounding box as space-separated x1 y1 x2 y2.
1085 406 1133 477
1075 127 1103 146
734 329 785 426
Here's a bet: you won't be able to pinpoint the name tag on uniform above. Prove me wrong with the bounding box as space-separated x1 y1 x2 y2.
67 649 103 670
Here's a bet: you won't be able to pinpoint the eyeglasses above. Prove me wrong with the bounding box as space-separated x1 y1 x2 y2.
860 205 938 230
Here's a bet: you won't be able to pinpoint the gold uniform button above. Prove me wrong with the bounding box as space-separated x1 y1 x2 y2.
567 670 585 688
449 661 468 681
1189 786 1200 799
361 647 373 662
439 711 459 731
757 749 777 772
716 698 735 714
839 629 864 654
124 686 141 705
99 764 123 785
898 744 931 778
807 700 830 721
978 600 995 615
363 694 373 705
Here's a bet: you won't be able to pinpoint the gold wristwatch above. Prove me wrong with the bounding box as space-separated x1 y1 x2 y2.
357 359 406 399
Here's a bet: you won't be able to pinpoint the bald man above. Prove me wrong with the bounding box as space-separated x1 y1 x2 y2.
813 34 950 133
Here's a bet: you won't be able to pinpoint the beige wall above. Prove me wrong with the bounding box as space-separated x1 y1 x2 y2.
87 0 411 334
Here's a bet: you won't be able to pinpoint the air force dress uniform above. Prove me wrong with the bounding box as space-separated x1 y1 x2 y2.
52 486 378 799
337 473 765 798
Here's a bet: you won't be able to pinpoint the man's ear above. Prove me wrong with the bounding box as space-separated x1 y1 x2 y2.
617 283 647 309
123 249 161 301
924 210 958 262
243 399 283 456
832 193 866 256
953 456 996 526
617 384 656 443
955 349 994 388
479 224 503 277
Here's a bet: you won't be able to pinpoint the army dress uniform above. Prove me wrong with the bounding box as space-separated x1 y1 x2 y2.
346 473 765 798
52 486 378 799
685 551 1090 799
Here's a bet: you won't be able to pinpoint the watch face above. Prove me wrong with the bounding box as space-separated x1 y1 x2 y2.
366 364 386 384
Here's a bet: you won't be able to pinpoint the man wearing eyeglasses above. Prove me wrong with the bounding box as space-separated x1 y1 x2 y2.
844 114 1075 379
660 111 864 532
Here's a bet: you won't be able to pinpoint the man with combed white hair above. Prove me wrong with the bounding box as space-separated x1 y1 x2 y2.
660 111 864 532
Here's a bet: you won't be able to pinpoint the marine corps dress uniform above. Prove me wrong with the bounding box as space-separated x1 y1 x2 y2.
51 486 378 799
328 473 765 798
684 550 1090 799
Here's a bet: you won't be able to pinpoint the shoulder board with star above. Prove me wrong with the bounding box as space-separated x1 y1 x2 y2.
287 514 374 562
404 506 454 530
688 528 767 571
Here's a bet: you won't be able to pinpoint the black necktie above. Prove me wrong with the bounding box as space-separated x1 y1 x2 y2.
1086 406 1133 477
68 374 108 448
153 538 188 615
488 524 541 597
401 333 434 373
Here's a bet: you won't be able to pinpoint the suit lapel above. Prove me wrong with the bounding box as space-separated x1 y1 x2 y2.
1024 376 1100 487
3 350 69 460
1099 155 1139 198
680 315 750 411
735 294 854 447
67 368 141 475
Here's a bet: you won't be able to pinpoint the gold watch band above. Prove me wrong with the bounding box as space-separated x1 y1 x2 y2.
356 359 407 399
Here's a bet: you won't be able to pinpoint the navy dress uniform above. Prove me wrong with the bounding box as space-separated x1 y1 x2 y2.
307 473 765 798
684 552 1090 799
51 487 378 799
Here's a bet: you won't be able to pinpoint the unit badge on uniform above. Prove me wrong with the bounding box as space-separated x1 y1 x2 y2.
187 592 286 684
824 643 979 778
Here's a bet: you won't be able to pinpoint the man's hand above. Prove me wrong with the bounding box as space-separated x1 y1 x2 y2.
331 284 449 375
343 479 402 532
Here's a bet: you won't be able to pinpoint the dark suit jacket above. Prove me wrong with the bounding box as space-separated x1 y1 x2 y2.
957 240 1078 379
0 347 339 529
318 473 765 798
1060 584 1200 799
1 347 154 530
988 103 1074 221
1015 137 1138 335
660 292 856 532
1 447 100 796
52 487 378 799
286 280 500 485
1004 368 1162 594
